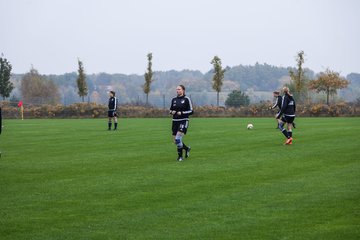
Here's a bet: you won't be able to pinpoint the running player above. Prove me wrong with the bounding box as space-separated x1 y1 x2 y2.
276 87 296 145
107 91 118 131
169 85 193 161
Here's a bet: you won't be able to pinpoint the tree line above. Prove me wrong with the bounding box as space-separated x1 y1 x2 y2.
1 51 358 107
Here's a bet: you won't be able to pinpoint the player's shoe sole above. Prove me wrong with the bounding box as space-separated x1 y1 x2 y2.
185 147 191 158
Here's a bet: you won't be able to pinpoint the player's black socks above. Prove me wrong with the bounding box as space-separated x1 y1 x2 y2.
177 148 183 158
114 122 118 130
288 131 292 138
108 122 112 130
281 129 289 138
182 143 188 151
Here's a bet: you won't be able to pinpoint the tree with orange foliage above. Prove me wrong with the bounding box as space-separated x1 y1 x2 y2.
308 69 349 105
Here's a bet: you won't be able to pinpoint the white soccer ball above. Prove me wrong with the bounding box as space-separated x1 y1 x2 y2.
247 123 254 130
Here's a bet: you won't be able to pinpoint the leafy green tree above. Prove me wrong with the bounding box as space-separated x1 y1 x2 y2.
225 90 250 107
76 59 88 102
309 69 349 105
211 56 226 106
289 51 308 103
143 53 153 105
20 67 60 104
0 54 14 100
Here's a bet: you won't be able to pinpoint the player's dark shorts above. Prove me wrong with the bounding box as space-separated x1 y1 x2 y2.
281 115 295 124
172 120 189 135
108 110 117 118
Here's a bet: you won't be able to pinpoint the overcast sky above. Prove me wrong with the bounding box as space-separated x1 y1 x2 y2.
1 0 359 75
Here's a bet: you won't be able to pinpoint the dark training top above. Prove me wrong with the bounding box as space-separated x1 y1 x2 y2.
277 93 296 118
170 95 193 121
108 96 118 111
271 96 283 110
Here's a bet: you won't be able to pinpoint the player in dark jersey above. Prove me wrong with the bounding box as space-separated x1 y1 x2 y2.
107 91 118 131
276 87 296 145
269 91 282 128
269 91 282 110
169 85 193 161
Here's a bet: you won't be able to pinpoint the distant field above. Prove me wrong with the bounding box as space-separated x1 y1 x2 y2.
0 118 359 239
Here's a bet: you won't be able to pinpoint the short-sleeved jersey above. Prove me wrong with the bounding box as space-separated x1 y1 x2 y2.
170 95 193 121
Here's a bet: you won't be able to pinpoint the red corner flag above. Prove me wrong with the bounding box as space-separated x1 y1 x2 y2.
18 100 23 107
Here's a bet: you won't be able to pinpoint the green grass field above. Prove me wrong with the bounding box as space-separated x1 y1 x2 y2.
0 117 359 239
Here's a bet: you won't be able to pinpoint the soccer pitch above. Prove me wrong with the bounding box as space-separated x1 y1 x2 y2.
0 118 359 239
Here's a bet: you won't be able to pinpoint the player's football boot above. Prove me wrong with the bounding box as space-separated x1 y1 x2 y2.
177 157 183 162
284 137 293 145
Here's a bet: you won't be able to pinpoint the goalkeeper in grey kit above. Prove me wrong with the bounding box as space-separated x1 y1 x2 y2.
169 85 193 161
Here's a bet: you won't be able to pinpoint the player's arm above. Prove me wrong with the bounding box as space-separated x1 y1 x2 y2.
169 99 176 115
269 101 277 110
182 97 194 115
114 97 117 111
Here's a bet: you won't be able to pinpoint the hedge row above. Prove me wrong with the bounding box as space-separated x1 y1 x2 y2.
2 102 359 119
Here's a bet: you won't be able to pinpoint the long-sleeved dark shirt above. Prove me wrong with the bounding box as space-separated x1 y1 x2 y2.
108 96 118 111
271 96 282 110
277 93 296 118
169 95 193 121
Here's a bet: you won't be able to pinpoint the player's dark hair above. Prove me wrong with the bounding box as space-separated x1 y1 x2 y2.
179 85 185 91
110 91 115 96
